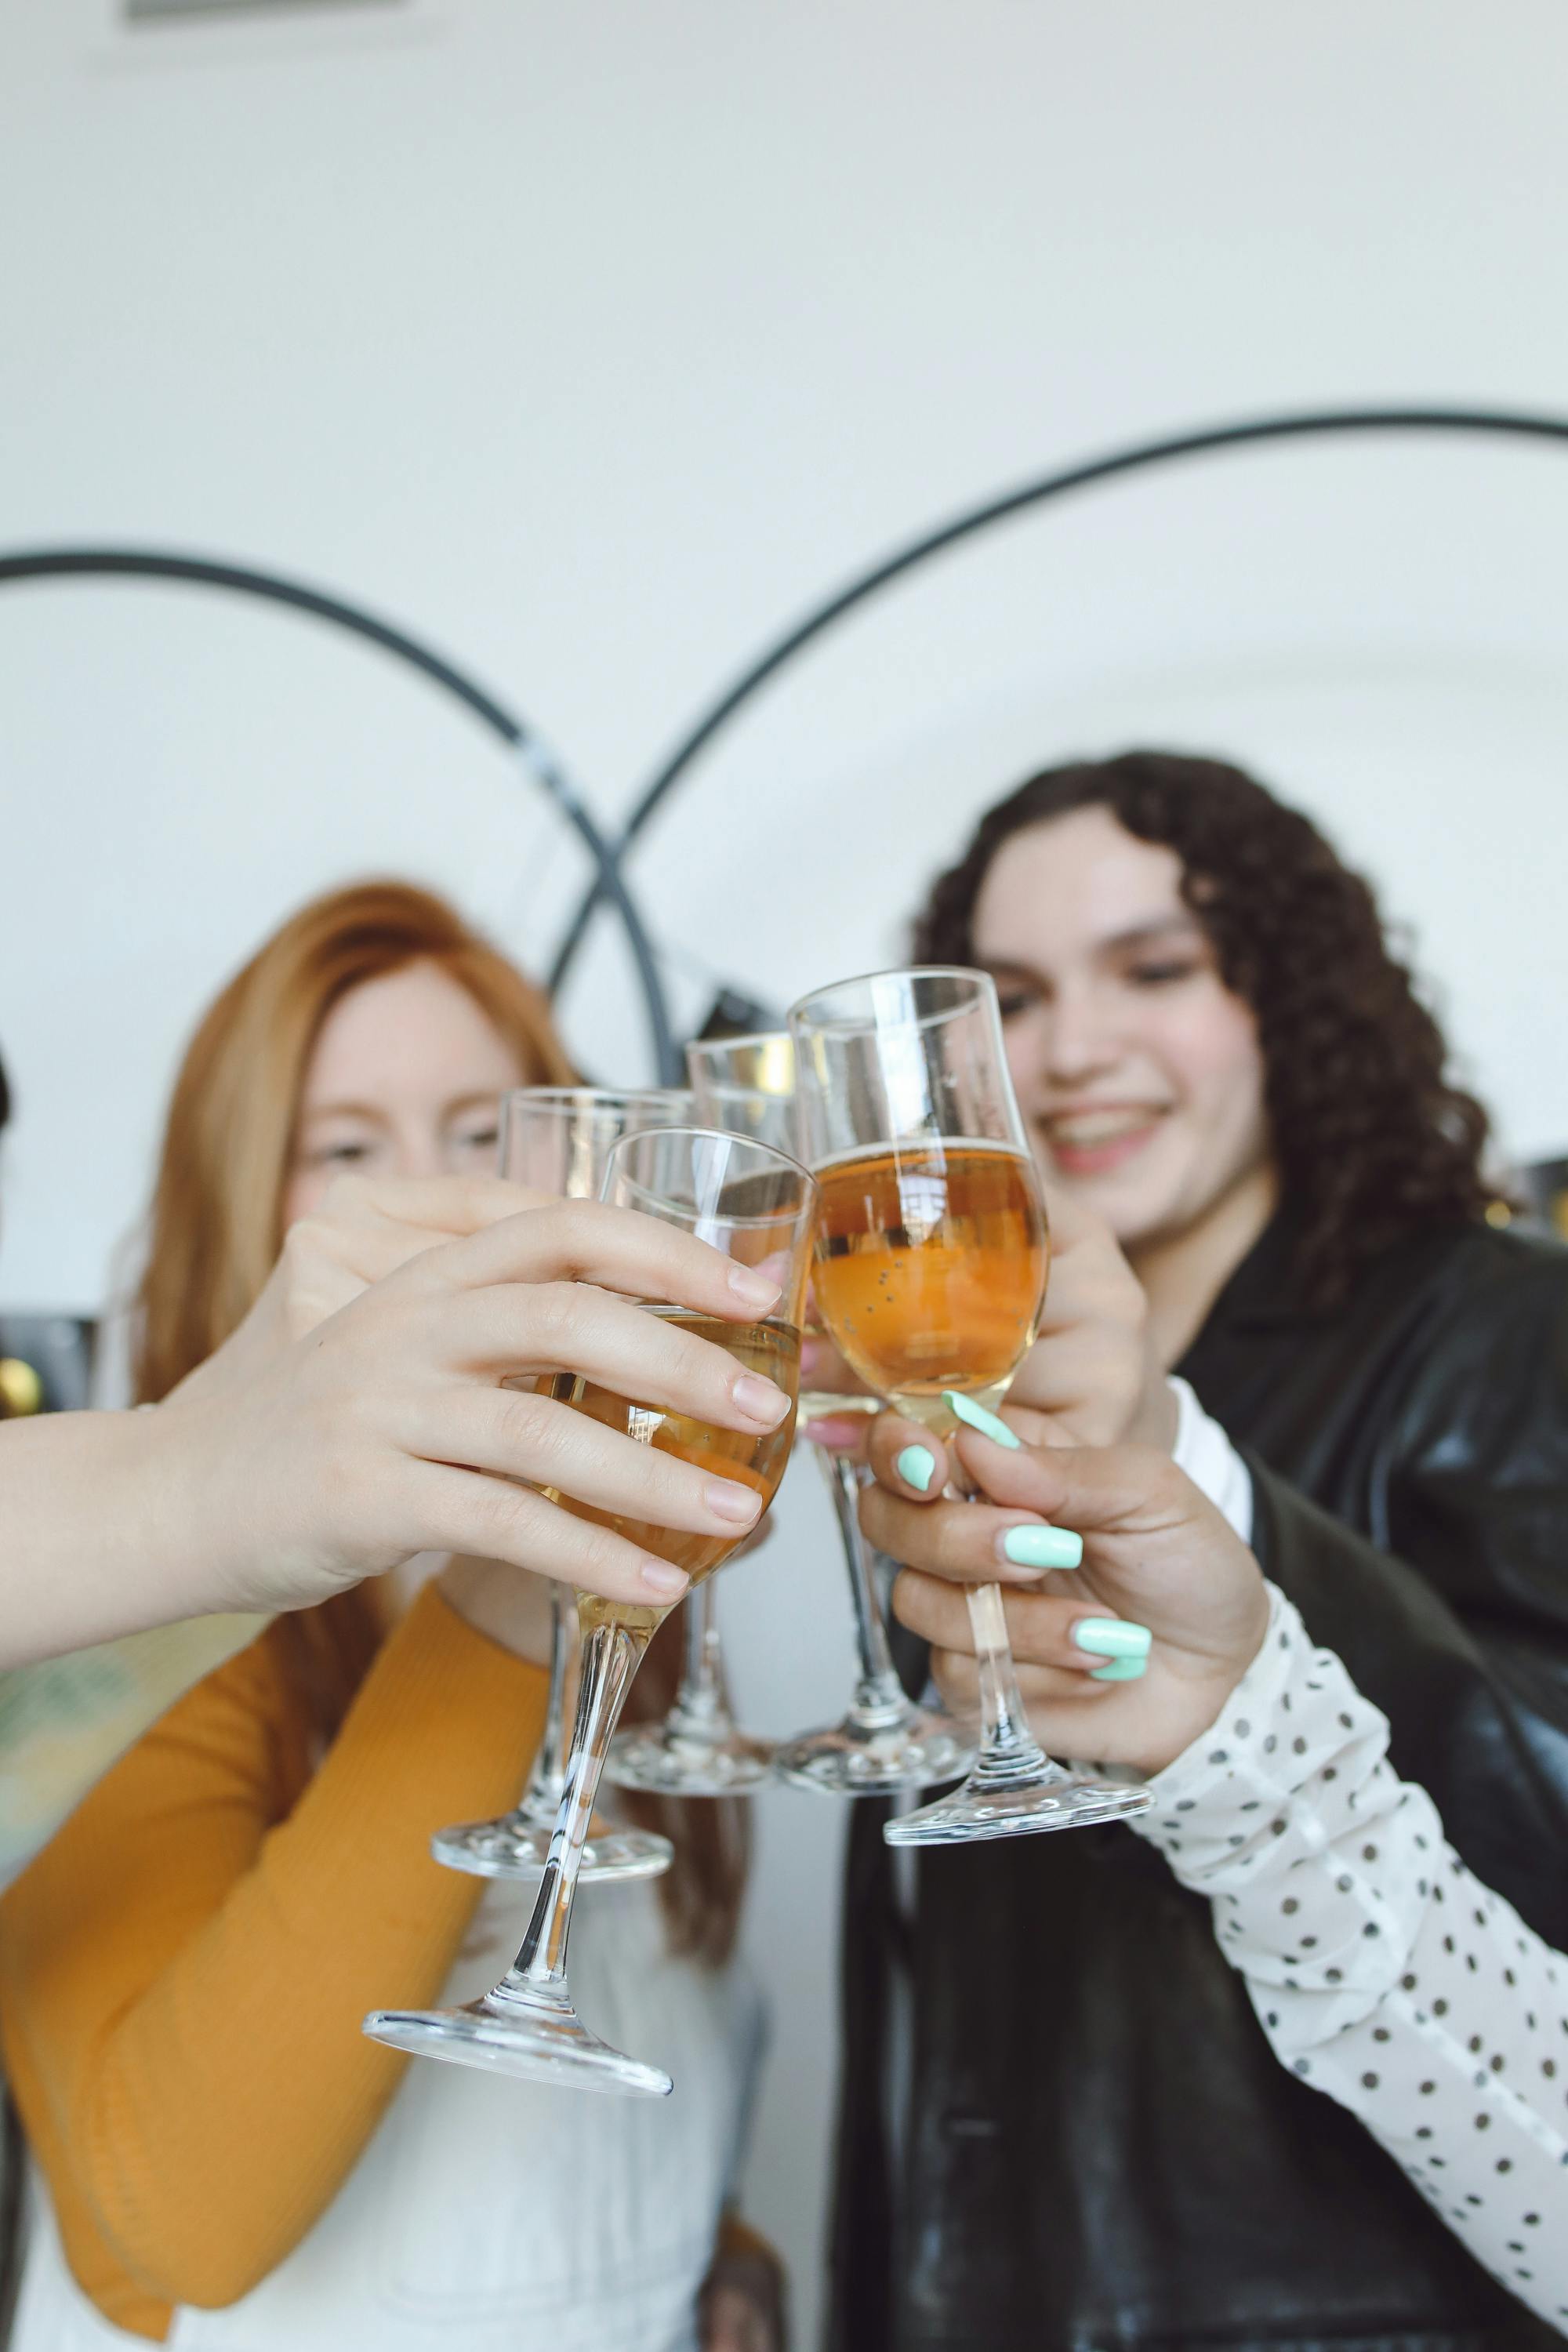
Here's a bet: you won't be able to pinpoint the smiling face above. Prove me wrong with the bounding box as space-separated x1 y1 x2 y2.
283 958 528 1227
971 804 1275 1259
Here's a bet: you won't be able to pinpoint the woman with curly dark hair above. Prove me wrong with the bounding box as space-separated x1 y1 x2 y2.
826 752 1568 2352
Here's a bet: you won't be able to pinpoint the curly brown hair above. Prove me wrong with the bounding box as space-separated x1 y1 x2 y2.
915 750 1494 1307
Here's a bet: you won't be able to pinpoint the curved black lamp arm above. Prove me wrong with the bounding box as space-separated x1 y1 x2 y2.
549 402 1568 996
0 546 680 1079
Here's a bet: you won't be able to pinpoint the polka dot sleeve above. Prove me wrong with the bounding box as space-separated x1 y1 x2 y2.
1134 1584 1568 2330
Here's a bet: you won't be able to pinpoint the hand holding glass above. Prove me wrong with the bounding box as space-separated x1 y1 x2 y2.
789 967 1152 1844
365 1127 814 2095
431 1087 691 1887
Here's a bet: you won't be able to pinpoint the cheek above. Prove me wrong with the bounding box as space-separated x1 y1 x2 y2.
1149 990 1265 1132
1002 1008 1050 1098
281 1169 330 1231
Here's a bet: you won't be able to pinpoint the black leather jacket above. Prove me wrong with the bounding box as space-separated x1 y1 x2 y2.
826 1214 1568 2352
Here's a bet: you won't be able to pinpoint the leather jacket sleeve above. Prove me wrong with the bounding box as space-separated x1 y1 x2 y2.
1247 1321 1568 1957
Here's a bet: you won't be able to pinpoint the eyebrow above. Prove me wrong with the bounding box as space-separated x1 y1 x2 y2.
299 1092 504 1123
982 914 1205 975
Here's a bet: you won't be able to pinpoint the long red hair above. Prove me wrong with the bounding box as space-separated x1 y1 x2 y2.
133 879 746 1963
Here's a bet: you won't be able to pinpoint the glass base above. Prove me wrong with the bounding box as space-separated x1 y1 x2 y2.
884 1770 1152 1846
430 1810 673 1883
362 1989 672 2097
773 1704 974 1797
604 1719 775 1798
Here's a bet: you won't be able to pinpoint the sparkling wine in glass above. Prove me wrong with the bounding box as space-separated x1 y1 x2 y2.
600 1042 788 1800
430 1085 692 1888
790 967 1152 1845
365 1127 814 2094
686 1032 972 1798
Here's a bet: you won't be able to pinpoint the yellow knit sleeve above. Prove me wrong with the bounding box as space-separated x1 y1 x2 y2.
0 1584 549 2339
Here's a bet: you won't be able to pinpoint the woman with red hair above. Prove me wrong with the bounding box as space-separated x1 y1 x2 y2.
2 880 786 2352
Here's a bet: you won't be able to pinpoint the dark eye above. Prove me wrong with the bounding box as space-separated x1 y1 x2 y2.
316 1140 372 1166
994 985 1038 1021
1129 960 1199 989
456 1123 501 1154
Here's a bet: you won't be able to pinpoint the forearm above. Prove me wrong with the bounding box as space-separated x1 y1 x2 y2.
0 1406 239 1665
1137 1588 1568 2328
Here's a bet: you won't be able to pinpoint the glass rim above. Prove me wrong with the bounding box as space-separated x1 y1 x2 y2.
500 1083 695 1117
601 1121 817 1193
684 1029 793 1059
786 964 999 1033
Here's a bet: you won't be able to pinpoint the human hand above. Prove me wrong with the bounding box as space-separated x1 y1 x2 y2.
154 1199 793 1621
799 1185 1172 1464
861 1415 1270 1773
173 1173 548 1405
1004 1181 1174 1450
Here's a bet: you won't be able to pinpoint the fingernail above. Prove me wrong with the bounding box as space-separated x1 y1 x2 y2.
896 1445 935 1493
641 1560 690 1600
732 1372 791 1428
1000 1524 1083 1570
706 1477 763 1526
729 1263 782 1309
804 1416 867 1450
942 1392 1021 1449
1091 1656 1147 1682
1072 1617 1151 1661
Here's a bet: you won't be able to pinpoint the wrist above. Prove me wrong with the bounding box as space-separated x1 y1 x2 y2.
133 1392 263 1621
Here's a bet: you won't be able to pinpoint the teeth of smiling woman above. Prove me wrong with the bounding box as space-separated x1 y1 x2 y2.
1047 1110 1157 1147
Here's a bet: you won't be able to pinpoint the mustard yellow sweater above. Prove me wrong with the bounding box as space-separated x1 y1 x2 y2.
0 1584 550 2339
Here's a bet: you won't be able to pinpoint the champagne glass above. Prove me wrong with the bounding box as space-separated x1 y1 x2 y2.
365 1127 815 2094
789 967 1152 1845
430 1085 692 1886
598 1039 794 1800
686 1033 972 1796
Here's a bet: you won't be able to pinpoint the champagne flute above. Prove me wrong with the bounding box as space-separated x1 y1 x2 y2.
365 1127 815 2094
686 1033 972 1797
430 1085 692 1886
789 967 1152 1845
599 1040 795 1800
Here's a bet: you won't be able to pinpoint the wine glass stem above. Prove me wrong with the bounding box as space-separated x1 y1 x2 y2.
499 1616 651 2002
514 1583 569 1820
965 1581 1054 1783
816 1444 906 1719
670 1582 728 1734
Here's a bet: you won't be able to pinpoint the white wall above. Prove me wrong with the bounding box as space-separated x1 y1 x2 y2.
4 3 1568 2339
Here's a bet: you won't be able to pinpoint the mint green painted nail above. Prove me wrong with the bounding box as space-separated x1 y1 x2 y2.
896 1445 935 1493
942 1391 1021 1448
1073 1617 1152 1661
1091 1656 1147 1682
1000 1524 1083 1570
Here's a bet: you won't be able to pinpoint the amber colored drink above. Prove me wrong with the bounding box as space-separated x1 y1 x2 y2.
810 1142 1047 1421
550 1308 800 1638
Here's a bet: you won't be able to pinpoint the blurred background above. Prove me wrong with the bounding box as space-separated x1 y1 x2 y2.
3 4 1566 2336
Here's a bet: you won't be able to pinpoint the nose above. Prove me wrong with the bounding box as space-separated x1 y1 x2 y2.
386 1123 450 1182
1040 983 1121 1087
